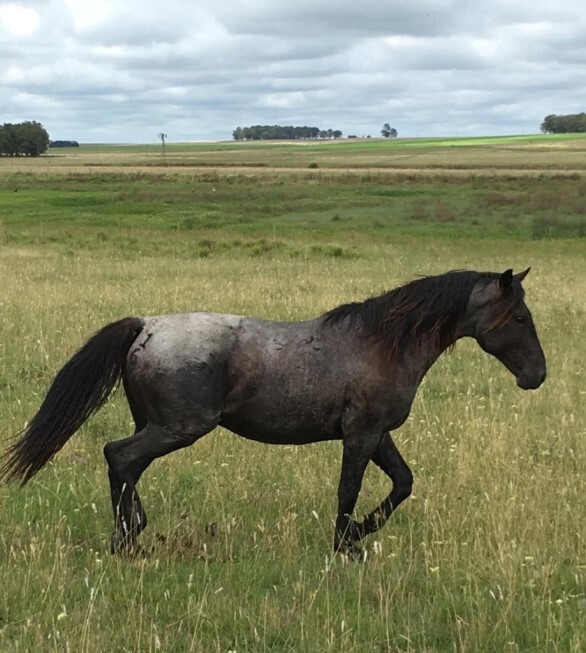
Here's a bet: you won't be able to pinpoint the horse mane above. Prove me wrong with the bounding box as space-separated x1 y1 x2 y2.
322 270 524 356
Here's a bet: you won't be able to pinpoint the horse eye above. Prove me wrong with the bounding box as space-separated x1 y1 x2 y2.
515 316 526 325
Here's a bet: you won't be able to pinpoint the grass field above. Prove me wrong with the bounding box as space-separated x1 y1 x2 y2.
0 136 584 652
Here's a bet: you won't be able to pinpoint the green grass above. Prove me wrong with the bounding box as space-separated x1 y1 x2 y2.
0 142 584 651
1 168 585 248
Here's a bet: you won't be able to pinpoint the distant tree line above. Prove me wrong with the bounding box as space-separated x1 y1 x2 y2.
0 121 50 156
540 113 586 134
233 125 343 140
49 140 80 148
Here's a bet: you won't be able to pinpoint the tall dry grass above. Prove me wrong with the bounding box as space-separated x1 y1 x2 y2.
0 236 584 652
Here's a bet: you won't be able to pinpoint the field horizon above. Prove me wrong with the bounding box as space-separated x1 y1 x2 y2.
2 133 585 179
70 131 586 148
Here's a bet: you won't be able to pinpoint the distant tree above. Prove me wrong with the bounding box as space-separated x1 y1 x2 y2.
49 140 80 148
0 121 49 156
21 121 50 155
541 113 586 133
381 123 398 138
232 125 341 141
540 115 554 133
0 124 19 156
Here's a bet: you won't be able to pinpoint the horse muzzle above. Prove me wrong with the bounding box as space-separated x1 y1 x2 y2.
517 369 547 390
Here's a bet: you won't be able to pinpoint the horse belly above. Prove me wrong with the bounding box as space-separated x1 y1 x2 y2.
220 318 347 443
219 416 341 444
220 387 343 444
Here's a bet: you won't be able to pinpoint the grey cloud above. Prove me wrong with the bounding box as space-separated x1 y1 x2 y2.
0 0 584 141
215 1 461 38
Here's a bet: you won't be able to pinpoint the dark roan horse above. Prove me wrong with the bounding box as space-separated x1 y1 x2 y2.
1 269 546 557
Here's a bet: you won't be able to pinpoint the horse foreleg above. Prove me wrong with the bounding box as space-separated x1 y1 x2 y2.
333 433 379 559
103 424 205 553
358 432 413 538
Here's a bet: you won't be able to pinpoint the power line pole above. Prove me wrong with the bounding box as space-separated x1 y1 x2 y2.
159 132 167 154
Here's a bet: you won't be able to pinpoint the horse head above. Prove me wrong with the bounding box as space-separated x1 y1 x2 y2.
466 268 547 390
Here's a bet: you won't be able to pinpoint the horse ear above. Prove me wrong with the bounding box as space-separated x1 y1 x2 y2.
514 267 531 283
499 269 513 295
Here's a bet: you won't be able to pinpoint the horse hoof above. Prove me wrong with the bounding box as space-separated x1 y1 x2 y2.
344 542 366 562
110 532 143 556
110 532 127 554
334 538 365 562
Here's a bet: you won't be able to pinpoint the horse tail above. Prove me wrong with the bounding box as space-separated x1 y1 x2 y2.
1 317 145 486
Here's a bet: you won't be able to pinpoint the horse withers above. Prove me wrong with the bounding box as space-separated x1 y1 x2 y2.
1 269 546 557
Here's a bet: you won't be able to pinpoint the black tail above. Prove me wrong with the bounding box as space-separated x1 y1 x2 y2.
1 317 145 485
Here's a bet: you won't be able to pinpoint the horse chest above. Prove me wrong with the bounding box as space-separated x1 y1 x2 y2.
340 380 415 435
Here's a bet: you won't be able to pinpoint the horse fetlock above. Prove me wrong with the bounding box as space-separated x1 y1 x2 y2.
334 517 361 549
110 512 147 555
110 530 142 556
359 510 385 537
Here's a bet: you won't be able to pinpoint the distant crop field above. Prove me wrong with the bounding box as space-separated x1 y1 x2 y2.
0 140 584 652
2 133 586 176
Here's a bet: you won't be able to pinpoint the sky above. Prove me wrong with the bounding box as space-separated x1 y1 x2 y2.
1 0 584 143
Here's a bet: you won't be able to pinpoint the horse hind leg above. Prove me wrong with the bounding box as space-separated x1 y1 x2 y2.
103 423 211 553
123 375 147 433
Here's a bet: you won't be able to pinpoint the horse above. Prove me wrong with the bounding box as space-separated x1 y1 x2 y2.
1 268 546 558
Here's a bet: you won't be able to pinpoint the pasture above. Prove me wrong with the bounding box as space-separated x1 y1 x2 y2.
0 136 584 652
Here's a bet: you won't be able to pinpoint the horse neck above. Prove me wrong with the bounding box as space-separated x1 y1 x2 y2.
409 336 457 381
378 332 459 389
406 306 480 379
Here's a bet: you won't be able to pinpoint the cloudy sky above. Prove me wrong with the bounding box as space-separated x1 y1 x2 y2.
1 0 584 143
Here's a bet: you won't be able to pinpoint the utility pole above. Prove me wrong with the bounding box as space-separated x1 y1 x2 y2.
159 132 167 154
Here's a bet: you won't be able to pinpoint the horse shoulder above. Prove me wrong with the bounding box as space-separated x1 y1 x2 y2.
339 355 419 437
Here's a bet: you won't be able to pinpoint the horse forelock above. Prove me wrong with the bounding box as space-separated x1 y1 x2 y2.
323 270 515 356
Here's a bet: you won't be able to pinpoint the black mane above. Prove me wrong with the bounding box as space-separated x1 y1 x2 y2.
323 270 523 356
